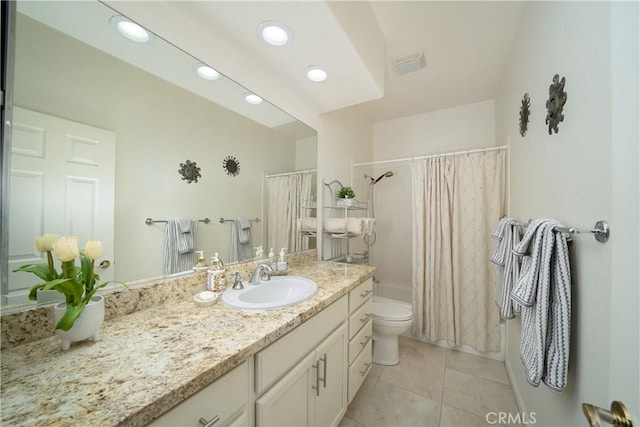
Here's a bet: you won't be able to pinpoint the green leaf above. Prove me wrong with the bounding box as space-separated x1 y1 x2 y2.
80 253 93 290
55 303 86 331
27 283 47 301
13 264 51 282
43 279 82 305
84 281 127 304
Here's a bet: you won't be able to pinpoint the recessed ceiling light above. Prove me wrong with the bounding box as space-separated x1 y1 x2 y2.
305 67 328 82
244 93 263 105
110 16 154 44
257 21 292 46
195 64 220 80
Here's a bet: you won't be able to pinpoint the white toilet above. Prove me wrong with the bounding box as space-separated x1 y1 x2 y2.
371 296 413 365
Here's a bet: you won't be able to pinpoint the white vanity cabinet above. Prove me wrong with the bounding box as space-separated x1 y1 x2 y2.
147 279 373 427
150 361 249 427
255 297 349 427
347 278 373 402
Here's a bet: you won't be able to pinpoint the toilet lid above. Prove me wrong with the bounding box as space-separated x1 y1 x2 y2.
373 300 413 321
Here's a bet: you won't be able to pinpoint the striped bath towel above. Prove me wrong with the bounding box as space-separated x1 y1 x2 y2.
164 218 198 275
490 217 522 319
511 218 571 391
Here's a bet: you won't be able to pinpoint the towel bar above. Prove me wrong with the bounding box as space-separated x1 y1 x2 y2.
219 217 261 224
145 217 211 225
522 219 610 243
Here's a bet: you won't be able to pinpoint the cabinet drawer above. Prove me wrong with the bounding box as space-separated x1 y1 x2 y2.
349 278 373 313
348 318 372 365
150 361 248 426
348 299 372 339
348 339 372 403
255 296 348 395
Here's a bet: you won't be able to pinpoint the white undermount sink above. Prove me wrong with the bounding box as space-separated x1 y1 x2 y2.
222 276 318 310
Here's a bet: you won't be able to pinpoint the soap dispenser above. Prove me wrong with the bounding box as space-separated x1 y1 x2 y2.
277 248 288 272
255 245 264 258
210 253 223 271
268 248 275 269
195 251 207 269
207 253 226 292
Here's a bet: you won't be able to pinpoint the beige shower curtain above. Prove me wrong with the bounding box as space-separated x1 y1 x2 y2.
411 150 505 352
266 172 313 254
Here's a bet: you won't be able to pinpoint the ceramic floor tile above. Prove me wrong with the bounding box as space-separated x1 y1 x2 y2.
443 368 518 420
345 367 381 420
440 404 492 427
445 350 509 385
358 379 441 427
369 361 384 379
379 337 446 402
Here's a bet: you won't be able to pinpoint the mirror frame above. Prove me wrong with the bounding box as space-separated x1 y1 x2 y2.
1 0 16 306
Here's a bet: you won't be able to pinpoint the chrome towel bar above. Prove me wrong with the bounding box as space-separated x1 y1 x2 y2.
520 219 610 243
219 217 260 224
145 217 211 225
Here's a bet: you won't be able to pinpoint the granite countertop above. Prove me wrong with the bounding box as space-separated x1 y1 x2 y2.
0 261 375 426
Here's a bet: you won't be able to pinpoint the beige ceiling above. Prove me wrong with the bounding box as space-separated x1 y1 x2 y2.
168 1 525 122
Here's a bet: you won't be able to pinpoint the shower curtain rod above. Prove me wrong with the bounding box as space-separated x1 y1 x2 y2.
264 168 317 178
353 145 508 167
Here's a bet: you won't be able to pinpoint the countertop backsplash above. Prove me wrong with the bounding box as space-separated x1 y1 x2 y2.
1 250 318 349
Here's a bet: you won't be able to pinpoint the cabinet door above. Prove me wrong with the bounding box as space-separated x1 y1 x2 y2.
256 352 315 427
313 323 348 427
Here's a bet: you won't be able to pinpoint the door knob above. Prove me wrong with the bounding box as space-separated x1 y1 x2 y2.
99 260 111 269
582 401 633 427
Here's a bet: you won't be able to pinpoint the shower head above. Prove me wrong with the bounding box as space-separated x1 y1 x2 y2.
373 171 394 184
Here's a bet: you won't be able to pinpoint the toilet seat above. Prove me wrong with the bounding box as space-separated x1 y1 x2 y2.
373 300 412 321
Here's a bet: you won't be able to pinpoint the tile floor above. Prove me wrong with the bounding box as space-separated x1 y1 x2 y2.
339 337 520 427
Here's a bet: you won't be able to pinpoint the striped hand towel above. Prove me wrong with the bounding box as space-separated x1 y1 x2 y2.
164 218 199 275
490 217 522 319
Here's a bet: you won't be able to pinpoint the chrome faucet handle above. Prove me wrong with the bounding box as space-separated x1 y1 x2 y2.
232 272 244 290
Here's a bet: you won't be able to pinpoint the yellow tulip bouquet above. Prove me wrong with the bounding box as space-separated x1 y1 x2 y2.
13 234 124 331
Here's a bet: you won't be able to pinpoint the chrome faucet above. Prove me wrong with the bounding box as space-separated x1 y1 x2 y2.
250 264 274 285
232 272 244 290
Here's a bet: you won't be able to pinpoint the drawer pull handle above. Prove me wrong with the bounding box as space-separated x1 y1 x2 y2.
312 362 321 396
360 335 372 346
360 289 373 298
359 362 371 376
320 353 328 388
360 313 372 323
199 415 220 427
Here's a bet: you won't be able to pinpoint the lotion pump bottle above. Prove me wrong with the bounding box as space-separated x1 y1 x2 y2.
269 248 276 270
277 248 288 272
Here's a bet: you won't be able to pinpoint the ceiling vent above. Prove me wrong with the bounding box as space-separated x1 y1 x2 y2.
392 51 426 75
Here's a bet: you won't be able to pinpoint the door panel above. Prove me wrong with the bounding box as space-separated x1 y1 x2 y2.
7 107 115 304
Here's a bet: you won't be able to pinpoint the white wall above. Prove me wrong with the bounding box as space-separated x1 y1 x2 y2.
367 100 496 302
14 15 297 281
495 2 639 424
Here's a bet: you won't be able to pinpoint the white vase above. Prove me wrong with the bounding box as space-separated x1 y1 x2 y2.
54 295 105 350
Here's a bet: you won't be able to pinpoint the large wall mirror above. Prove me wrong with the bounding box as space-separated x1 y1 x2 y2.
1 1 317 308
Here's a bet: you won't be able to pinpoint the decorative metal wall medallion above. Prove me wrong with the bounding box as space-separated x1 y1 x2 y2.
545 74 567 134
178 160 201 183
519 93 530 137
223 155 240 177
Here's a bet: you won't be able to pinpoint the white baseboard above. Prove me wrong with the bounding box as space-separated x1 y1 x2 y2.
505 357 528 418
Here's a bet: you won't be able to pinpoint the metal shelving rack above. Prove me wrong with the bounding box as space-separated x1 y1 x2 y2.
322 178 369 264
